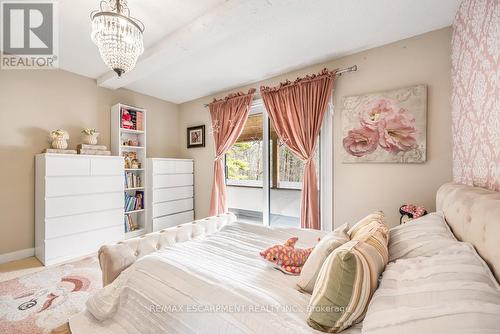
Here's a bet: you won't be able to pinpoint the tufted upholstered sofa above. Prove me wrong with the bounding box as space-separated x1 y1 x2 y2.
436 182 500 283
98 213 237 286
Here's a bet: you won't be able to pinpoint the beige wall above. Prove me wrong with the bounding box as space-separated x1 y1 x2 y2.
178 27 453 228
0 70 180 254
0 27 454 255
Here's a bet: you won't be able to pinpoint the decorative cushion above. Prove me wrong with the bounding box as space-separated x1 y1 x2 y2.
348 211 385 239
362 242 500 334
297 223 350 293
388 212 458 262
307 237 388 333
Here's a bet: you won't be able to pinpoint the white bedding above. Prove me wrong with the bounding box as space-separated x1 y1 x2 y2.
70 222 363 334
362 242 500 334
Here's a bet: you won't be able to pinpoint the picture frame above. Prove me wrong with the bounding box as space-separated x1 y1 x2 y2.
187 125 205 148
341 84 427 163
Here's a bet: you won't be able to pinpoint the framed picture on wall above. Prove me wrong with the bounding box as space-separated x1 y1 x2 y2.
341 84 427 163
187 125 205 148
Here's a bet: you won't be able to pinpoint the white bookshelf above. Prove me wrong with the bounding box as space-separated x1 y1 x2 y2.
111 103 147 239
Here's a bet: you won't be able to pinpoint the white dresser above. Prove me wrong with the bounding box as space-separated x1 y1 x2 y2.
35 154 124 265
146 158 194 232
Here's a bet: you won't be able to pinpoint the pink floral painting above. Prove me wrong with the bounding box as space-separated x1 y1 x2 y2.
341 85 427 163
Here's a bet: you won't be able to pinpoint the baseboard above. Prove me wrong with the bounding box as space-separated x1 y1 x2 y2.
0 248 35 264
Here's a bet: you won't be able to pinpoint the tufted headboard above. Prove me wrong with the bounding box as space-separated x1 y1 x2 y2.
98 213 237 286
437 183 500 283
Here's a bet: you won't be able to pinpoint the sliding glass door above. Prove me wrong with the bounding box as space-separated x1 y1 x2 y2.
226 100 319 228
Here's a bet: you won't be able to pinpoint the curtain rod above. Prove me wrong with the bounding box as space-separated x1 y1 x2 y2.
203 65 357 108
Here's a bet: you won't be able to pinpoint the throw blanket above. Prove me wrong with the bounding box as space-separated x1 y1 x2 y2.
70 223 364 334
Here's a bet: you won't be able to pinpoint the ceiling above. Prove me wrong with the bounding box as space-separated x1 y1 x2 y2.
58 0 460 104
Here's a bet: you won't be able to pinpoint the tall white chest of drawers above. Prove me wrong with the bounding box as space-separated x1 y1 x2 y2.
146 158 194 232
35 154 125 265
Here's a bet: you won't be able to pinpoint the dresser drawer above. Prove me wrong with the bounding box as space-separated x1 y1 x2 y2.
153 160 193 174
44 225 124 264
153 198 193 217
45 209 123 239
154 174 193 188
46 176 123 197
153 186 193 203
153 210 194 231
46 156 90 176
91 158 123 176
45 192 123 218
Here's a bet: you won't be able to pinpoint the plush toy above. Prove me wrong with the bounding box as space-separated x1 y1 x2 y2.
259 237 314 275
399 204 428 224
121 109 134 129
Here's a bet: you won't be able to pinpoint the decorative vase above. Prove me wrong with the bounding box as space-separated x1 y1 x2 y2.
51 138 68 149
82 133 99 145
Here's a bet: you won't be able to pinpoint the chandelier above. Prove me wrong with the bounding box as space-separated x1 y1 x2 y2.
91 0 145 77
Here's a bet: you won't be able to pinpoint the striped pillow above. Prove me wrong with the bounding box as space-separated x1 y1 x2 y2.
348 211 385 238
307 238 388 333
297 223 350 293
352 221 390 249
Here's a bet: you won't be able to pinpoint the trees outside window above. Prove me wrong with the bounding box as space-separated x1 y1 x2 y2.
225 113 315 189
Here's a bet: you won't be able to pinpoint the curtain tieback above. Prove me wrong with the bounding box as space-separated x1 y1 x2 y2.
304 156 314 164
214 155 224 161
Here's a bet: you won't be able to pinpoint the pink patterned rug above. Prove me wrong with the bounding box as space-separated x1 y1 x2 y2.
0 256 101 334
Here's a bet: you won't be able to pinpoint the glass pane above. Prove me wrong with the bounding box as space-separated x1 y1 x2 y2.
226 113 264 224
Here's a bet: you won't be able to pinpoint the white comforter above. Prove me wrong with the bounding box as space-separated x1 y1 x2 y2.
363 242 500 334
70 222 362 334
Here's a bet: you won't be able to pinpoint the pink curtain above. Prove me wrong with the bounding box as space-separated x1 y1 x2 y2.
260 69 337 229
208 89 256 216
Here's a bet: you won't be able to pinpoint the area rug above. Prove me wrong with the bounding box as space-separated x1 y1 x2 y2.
0 256 101 334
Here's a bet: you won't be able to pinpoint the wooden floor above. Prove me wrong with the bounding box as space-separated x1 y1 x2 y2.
0 257 44 282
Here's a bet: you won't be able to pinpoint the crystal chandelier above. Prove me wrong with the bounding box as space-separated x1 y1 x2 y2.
91 0 145 77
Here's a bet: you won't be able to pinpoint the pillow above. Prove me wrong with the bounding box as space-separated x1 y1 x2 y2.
297 223 350 293
362 242 500 334
307 238 388 333
388 212 458 262
348 211 385 239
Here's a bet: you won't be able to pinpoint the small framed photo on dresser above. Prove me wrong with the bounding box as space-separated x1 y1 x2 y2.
187 125 205 148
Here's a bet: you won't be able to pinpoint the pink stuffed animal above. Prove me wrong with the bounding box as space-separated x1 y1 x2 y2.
259 237 314 275
121 109 134 129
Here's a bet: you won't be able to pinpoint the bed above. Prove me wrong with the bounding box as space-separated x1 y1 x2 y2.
54 183 500 334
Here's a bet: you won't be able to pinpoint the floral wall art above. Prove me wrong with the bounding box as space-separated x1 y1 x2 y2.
341 84 427 163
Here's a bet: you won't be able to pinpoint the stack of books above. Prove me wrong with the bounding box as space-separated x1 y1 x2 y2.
125 172 141 188
44 148 77 154
136 111 143 131
77 144 111 156
125 191 143 212
124 214 138 232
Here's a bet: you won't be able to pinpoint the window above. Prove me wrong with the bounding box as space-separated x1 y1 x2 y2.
226 113 317 189
226 100 324 228
226 141 263 186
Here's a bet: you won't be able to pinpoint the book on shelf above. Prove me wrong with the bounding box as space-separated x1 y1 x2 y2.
44 149 77 154
78 149 111 156
136 111 143 131
124 214 139 232
77 144 107 151
124 172 141 189
124 191 144 212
